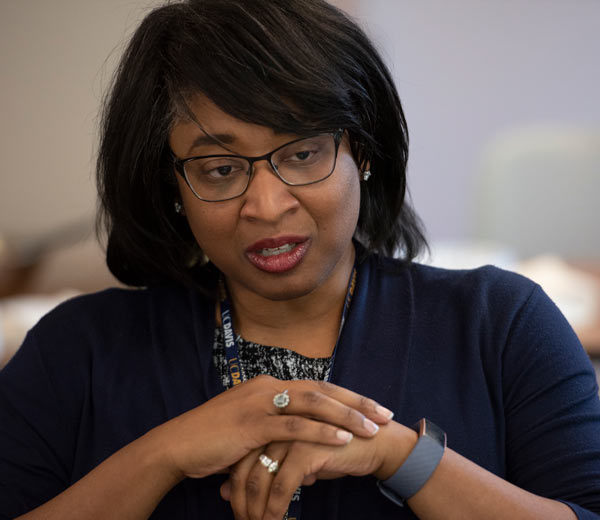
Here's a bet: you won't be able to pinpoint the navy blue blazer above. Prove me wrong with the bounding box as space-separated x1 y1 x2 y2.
1 253 600 518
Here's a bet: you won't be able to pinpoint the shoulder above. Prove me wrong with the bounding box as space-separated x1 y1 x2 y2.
385 258 589 385
36 283 206 326
410 262 536 305
33 285 179 334
2 283 215 403
365 252 537 311
362 254 573 354
41 286 152 319
21 283 212 362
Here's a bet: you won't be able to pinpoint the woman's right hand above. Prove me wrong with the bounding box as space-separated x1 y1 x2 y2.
153 375 394 480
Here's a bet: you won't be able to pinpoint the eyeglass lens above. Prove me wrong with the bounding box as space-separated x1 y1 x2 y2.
183 133 337 201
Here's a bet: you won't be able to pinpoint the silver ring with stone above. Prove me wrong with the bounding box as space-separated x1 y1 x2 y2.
259 453 279 474
273 389 290 409
259 454 272 467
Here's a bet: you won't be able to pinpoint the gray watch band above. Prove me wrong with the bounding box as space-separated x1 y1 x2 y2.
377 418 446 507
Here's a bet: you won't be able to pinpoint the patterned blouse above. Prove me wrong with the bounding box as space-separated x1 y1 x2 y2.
212 327 332 387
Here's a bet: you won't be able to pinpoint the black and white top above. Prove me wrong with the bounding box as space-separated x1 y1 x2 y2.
212 327 332 387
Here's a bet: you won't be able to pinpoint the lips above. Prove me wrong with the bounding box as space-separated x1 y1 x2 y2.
245 236 310 273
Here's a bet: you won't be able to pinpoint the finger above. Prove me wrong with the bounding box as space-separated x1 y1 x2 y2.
329 381 393 422
229 448 262 519
303 380 394 423
272 386 384 438
246 443 289 520
262 445 314 520
261 414 355 446
302 474 317 486
254 375 394 424
220 479 231 501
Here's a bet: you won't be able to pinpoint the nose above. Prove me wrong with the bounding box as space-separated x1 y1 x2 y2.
239 160 300 223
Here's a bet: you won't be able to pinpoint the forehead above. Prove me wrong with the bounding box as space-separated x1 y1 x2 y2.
169 94 297 157
174 94 242 134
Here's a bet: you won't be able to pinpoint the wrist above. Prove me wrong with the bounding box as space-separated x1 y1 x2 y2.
376 418 447 507
373 421 418 480
144 424 187 486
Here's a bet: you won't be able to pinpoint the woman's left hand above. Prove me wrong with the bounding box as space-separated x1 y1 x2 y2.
220 420 416 520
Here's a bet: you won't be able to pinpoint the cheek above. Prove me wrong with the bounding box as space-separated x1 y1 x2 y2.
187 205 234 245
176 178 234 246
328 157 361 229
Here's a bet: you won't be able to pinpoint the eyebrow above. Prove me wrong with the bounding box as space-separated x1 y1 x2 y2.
186 133 238 156
186 128 293 157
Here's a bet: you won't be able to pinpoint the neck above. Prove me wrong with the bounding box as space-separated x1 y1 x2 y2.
223 243 355 358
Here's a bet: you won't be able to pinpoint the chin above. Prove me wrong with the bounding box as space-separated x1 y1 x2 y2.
249 276 317 302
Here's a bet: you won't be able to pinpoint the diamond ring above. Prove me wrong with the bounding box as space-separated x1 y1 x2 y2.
273 389 290 409
259 453 279 474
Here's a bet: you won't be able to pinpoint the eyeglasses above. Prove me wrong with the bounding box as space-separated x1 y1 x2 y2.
173 129 343 202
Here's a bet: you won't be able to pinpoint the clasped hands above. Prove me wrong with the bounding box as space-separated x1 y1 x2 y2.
156 374 401 520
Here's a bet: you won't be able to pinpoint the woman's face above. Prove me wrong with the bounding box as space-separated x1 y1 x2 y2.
169 95 361 302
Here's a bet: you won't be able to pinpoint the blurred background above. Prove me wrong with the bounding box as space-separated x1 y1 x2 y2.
1 0 599 368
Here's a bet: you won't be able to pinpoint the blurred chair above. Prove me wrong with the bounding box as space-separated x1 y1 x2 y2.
0 220 119 367
473 125 600 261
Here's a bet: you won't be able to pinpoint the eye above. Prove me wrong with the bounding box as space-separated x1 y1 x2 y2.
282 144 322 165
207 165 236 178
186 158 247 181
292 150 314 161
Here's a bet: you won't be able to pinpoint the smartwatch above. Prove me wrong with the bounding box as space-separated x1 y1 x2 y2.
377 418 446 507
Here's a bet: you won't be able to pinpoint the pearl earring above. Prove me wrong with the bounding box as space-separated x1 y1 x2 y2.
362 170 371 181
174 201 183 214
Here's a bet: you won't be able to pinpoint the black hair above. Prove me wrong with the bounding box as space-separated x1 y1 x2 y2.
97 0 427 291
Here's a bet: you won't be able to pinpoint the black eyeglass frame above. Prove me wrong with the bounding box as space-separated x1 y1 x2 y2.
172 129 344 202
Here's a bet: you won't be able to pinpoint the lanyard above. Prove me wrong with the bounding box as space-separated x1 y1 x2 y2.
219 264 357 520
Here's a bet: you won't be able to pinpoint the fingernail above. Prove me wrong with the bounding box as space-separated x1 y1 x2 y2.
337 430 353 443
376 405 394 420
364 418 379 434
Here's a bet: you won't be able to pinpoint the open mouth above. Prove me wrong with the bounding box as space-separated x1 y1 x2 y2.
245 237 310 273
256 243 297 257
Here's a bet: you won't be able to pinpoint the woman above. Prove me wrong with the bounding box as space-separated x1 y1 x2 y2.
1 0 599 518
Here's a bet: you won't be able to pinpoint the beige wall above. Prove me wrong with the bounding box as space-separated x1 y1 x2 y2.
0 0 164 244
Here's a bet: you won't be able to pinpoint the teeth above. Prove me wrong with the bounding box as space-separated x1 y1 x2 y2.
258 243 296 256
